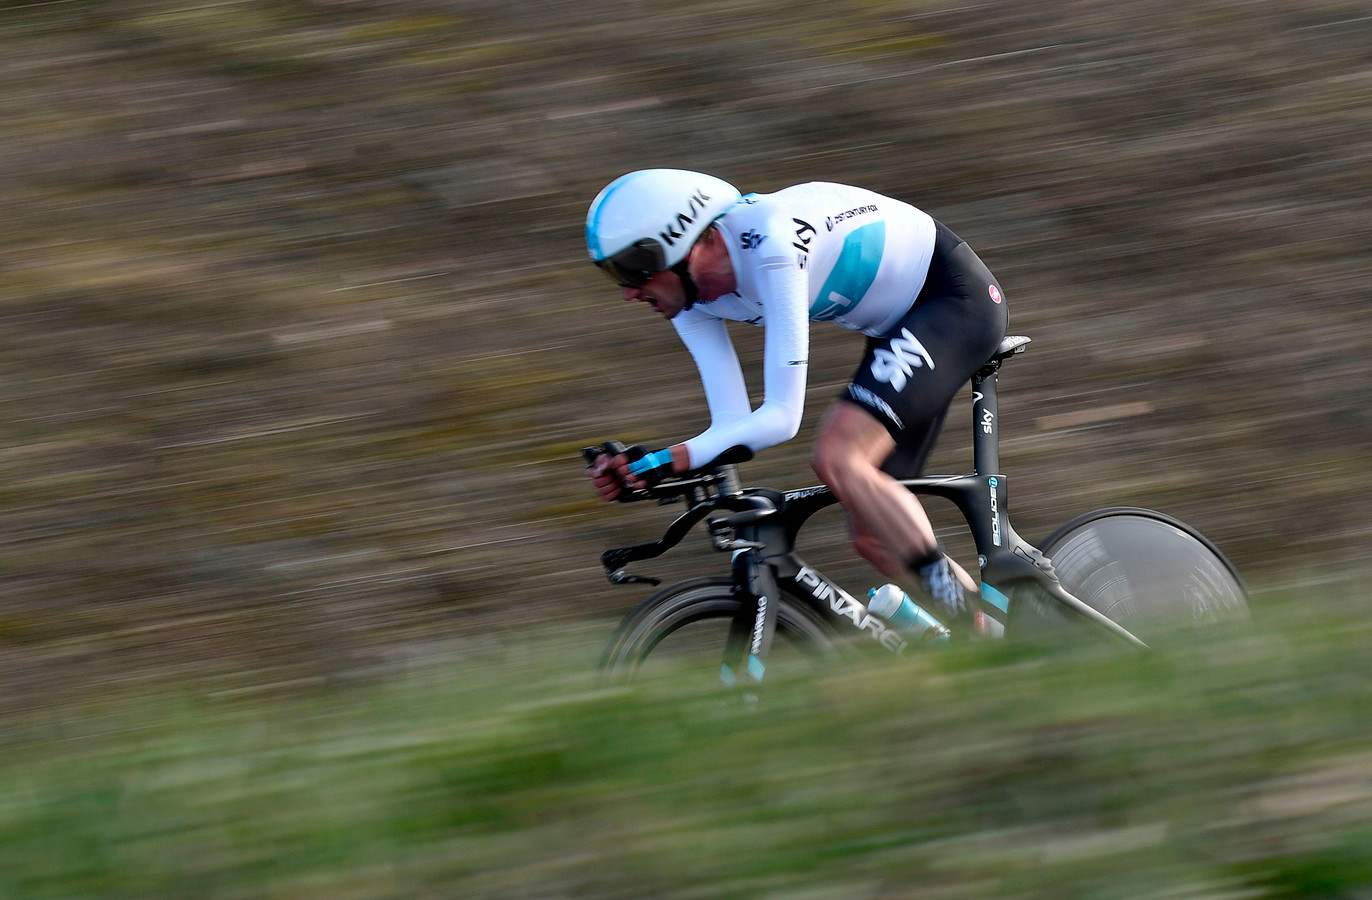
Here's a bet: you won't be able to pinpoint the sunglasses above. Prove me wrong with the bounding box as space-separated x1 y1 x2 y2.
594 238 668 288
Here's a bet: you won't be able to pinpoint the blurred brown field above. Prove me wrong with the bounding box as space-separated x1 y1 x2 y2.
0 0 1369 711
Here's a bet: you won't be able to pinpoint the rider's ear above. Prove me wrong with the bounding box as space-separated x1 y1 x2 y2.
698 225 723 250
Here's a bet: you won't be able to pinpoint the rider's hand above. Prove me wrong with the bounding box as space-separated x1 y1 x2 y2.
587 450 629 502
585 442 689 501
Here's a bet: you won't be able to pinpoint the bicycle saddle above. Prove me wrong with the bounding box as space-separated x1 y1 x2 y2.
989 335 1031 363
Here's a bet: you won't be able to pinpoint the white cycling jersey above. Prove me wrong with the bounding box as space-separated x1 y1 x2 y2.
674 182 937 468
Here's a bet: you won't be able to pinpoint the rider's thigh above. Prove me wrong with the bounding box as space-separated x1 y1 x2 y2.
811 398 896 479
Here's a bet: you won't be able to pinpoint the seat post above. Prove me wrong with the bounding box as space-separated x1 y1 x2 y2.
971 365 1001 476
971 335 1029 476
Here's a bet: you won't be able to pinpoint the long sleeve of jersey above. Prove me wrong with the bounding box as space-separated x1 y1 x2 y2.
671 312 752 429
673 253 810 469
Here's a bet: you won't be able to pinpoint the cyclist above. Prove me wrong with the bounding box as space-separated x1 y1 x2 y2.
583 169 1008 633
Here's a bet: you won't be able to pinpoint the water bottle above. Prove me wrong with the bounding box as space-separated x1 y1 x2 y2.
867 584 951 644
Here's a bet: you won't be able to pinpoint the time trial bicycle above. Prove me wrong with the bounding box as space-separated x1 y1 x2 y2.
584 335 1250 686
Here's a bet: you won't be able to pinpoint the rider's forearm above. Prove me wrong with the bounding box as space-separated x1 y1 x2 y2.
673 310 752 426
681 394 803 468
681 296 809 469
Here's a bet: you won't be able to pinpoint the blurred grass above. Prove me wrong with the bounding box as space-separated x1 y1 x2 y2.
2 591 1370 899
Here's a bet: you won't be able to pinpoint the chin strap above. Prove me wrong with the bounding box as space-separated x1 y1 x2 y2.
670 260 699 310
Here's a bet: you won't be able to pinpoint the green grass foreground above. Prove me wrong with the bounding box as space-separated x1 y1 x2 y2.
3 599 1370 900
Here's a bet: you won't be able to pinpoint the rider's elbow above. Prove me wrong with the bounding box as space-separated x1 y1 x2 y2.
773 404 803 443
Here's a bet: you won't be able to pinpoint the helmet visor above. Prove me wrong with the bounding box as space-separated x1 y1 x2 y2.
594 238 668 288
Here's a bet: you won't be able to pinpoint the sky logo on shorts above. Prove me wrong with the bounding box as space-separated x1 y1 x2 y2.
870 328 934 391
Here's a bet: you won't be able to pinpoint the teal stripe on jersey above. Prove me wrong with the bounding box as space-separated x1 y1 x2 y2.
810 221 886 321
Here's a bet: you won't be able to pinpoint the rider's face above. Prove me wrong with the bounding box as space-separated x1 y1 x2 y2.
622 269 688 320
620 228 736 319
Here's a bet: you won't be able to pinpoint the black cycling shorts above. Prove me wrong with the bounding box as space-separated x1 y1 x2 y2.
843 220 1009 478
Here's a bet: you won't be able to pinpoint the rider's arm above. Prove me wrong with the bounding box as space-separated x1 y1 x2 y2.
675 256 809 470
590 310 750 493
671 310 753 430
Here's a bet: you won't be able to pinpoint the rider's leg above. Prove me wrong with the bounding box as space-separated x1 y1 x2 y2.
820 219 1007 625
849 516 979 594
812 400 977 609
811 398 933 565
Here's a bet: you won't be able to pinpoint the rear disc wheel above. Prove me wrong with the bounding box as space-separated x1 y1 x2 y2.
1009 508 1250 642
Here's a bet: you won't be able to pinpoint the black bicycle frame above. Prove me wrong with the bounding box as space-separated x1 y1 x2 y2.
598 344 1149 689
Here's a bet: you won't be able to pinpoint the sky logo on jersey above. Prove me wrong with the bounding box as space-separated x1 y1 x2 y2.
810 221 885 321
741 230 766 250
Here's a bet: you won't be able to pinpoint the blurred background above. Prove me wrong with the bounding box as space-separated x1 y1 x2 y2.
1 1 1369 896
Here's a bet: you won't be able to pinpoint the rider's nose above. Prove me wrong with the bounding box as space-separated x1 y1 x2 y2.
622 286 641 301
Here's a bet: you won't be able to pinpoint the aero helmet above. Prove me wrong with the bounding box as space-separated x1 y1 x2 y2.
585 169 741 288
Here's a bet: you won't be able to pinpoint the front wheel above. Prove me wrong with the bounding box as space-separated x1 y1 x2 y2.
1008 508 1250 642
599 576 840 685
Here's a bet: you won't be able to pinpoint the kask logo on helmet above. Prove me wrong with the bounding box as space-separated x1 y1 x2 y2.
658 188 713 247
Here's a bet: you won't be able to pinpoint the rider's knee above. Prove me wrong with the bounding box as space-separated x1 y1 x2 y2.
810 438 848 490
813 438 877 494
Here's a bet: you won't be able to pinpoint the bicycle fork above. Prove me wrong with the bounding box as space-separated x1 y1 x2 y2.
720 548 781 688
